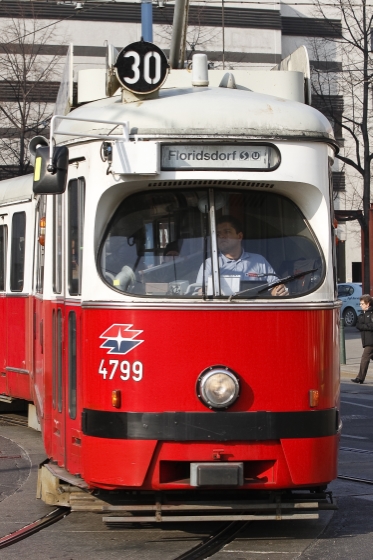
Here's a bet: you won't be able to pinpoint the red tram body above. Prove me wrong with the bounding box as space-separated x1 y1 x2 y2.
0 44 340 520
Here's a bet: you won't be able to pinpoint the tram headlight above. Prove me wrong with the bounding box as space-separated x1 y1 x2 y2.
197 367 240 409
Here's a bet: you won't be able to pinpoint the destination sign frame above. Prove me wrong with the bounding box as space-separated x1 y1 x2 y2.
161 143 280 172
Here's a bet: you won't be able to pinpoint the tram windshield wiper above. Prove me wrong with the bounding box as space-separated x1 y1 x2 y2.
228 268 319 302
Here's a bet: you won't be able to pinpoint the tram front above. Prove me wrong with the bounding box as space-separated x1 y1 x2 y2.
37 46 340 514
80 87 340 497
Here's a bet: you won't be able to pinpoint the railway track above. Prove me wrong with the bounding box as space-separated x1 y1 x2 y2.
174 475 373 559
0 413 28 427
173 520 249 560
338 447 373 485
0 508 69 550
337 475 373 484
0 424 369 559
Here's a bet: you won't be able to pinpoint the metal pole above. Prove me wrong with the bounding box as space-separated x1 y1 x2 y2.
340 318 346 365
222 0 225 70
141 0 153 42
169 0 188 68
179 0 190 69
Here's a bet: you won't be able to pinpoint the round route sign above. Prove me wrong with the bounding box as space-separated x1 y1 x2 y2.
115 41 169 94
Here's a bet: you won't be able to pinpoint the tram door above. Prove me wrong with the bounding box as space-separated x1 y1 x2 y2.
0 215 8 393
7 209 29 399
51 193 66 466
50 179 84 472
64 178 85 474
33 197 47 421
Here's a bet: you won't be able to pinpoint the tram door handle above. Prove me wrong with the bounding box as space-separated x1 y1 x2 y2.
40 320 43 354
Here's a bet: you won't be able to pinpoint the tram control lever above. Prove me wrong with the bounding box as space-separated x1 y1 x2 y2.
228 268 319 301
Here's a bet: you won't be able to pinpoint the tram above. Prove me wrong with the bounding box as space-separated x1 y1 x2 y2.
0 41 340 521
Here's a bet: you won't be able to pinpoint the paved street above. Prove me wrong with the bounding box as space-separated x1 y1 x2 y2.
341 324 373 383
1 325 373 559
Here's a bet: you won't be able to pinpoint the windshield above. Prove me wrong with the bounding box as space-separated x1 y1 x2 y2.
99 189 324 299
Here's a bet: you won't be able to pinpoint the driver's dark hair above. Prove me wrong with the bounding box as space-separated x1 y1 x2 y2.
217 215 243 234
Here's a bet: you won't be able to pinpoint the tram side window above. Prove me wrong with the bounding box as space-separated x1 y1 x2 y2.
53 194 63 294
0 225 7 291
52 308 63 412
10 212 26 292
68 178 85 296
36 196 46 294
52 310 56 409
68 311 77 420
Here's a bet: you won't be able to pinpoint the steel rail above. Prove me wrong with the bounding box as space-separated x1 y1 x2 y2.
0 508 70 549
173 520 249 560
338 475 373 484
0 414 28 427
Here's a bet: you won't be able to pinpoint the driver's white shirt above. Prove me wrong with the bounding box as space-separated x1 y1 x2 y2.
196 250 278 285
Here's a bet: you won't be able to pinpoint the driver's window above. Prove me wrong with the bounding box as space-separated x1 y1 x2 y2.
212 190 323 297
99 188 324 299
100 190 210 296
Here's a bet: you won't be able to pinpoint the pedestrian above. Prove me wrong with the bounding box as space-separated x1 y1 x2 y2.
352 294 373 384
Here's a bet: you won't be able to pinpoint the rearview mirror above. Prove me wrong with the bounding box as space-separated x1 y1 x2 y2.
33 146 69 194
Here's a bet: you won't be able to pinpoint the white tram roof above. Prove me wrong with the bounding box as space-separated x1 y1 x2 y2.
56 87 335 145
0 174 33 208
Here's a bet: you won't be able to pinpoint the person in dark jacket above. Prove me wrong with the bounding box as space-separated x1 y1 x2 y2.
352 294 373 384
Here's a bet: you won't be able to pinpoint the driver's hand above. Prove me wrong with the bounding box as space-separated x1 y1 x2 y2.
271 283 288 296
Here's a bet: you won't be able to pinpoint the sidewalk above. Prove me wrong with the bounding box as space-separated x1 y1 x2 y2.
340 326 373 385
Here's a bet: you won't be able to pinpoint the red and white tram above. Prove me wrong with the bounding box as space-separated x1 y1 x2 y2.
0 42 340 520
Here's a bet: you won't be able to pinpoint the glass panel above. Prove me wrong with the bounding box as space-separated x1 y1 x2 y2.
99 190 210 297
68 312 77 420
68 178 85 296
53 194 63 294
10 212 26 292
52 309 56 410
0 225 7 291
57 309 63 413
161 144 280 171
338 285 354 297
99 189 324 299
210 191 324 298
36 196 46 294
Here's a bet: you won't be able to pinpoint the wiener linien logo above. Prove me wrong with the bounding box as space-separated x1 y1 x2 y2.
100 324 144 355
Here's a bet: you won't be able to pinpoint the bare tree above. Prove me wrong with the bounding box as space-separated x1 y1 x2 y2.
154 5 222 67
0 4 63 178
311 0 373 290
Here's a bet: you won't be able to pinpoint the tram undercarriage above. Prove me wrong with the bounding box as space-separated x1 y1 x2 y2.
37 461 337 522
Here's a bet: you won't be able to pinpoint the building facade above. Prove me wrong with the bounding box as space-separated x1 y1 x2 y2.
0 0 359 282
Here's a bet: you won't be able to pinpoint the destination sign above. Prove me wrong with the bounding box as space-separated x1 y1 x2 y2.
161 145 279 171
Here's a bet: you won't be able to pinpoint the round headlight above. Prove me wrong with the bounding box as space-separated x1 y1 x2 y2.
197 367 240 409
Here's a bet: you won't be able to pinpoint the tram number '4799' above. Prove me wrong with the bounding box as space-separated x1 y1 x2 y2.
98 360 143 381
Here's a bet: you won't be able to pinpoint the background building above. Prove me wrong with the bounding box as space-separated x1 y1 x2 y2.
0 0 358 282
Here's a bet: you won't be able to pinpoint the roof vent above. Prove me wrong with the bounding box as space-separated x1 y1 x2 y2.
219 73 237 89
192 54 209 87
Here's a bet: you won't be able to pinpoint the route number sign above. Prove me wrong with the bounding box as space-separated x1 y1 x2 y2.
115 41 169 94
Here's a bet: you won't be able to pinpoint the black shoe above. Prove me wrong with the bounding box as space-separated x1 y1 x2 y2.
351 378 363 384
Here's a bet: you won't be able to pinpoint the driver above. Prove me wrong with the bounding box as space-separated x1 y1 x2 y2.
196 215 287 296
